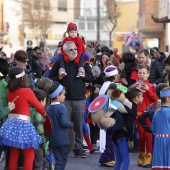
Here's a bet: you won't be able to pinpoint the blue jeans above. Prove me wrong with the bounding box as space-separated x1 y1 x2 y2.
113 137 130 170
52 146 68 170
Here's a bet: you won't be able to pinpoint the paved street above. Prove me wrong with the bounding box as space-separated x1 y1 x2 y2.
65 151 151 170
0 151 151 170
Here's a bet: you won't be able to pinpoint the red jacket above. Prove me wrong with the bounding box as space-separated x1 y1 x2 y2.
61 37 86 64
137 80 158 112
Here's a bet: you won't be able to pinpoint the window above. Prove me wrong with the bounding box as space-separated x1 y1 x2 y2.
78 23 85 30
58 0 67 11
100 23 103 30
34 0 40 10
43 0 50 10
88 23 94 30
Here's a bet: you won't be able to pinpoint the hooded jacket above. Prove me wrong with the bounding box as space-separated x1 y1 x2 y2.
149 52 165 84
10 61 34 90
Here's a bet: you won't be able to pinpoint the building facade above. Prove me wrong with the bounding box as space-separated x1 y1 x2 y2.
3 0 74 53
113 0 139 53
74 0 110 47
152 0 170 52
23 0 74 51
138 0 165 51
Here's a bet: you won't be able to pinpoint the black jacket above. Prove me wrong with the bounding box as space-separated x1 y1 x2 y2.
123 63 138 87
10 61 34 90
149 59 165 84
49 60 94 100
28 54 42 79
107 103 137 143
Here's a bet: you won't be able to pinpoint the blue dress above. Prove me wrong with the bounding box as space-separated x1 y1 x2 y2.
151 106 170 169
0 118 42 149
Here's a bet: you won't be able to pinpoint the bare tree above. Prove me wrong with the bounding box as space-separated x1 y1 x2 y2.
21 0 52 47
104 0 121 47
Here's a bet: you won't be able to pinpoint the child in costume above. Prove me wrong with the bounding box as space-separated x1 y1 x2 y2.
60 22 88 78
151 86 170 170
31 89 47 170
135 64 158 167
99 65 118 166
83 83 96 153
138 83 168 147
106 85 143 170
46 83 74 170
0 66 46 170
86 84 101 150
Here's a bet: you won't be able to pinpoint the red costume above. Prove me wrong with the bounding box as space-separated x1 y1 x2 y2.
61 22 86 64
7 88 46 170
136 80 158 167
8 88 46 116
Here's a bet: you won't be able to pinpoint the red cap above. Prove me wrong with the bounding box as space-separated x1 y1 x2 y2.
67 22 77 31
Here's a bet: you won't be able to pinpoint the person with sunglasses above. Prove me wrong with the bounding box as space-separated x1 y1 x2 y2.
10 50 35 90
59 22 90 78
49 41 94 158
28 46 43 83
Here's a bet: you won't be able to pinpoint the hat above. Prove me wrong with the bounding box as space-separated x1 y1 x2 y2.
101 46 110 53
150 47 159 55
104 66 118 77
108 83 128 93
150 48 156 55
108 83 117 90
67 22 77 31
97 46 113 56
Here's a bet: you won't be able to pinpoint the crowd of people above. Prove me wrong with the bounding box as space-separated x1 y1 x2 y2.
0 22 170 170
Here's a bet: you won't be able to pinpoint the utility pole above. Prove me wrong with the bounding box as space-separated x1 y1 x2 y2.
97 0 100 42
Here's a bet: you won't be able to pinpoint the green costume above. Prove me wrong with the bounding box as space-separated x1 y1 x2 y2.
0 80 9 125
30 108 48 154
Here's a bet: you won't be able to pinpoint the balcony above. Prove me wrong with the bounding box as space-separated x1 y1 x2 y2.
138 0 164 38
152 0 170 23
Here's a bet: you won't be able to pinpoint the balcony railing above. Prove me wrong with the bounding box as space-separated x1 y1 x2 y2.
152 0 170 23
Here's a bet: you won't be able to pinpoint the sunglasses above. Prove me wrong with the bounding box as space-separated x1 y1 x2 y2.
68 47 78 52
19 60 29 63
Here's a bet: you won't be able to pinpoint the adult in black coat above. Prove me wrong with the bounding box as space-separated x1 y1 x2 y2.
49 41 94 158
137 48 165 85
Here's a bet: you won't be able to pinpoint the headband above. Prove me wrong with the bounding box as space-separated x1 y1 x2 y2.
160 90 170 97
15 70 25 78
116 84 128 93
49 84 64 99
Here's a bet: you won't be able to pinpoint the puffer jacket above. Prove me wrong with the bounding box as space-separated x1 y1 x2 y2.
164 65 170 85
149 54 165 84
10 61 35 90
